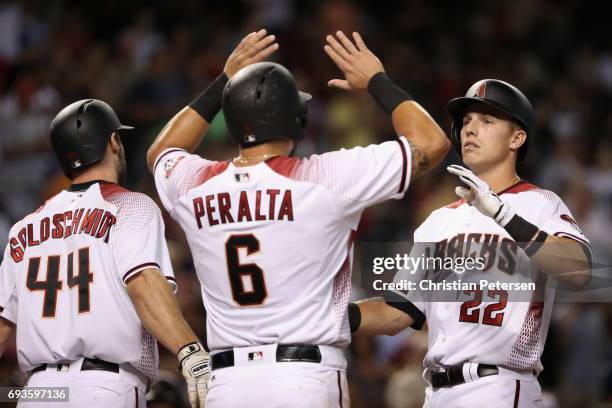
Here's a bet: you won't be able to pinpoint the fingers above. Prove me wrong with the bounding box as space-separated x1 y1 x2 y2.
455 186 474 201
352 32 368 51
324 44 351 72
336 31 359 54
251 42 279 61
328 79 351 90
326 34 352 61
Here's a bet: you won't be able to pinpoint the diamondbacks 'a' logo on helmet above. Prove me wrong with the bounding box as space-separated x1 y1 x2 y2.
474 82 487 98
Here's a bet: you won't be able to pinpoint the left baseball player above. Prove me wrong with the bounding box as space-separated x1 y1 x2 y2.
0 99 209 407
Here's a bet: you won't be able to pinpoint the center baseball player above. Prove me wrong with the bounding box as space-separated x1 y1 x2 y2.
0 100 209 407
146 30 450 407
348 80 592 407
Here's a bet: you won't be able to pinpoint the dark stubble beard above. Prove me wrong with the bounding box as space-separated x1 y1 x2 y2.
117 144 127 187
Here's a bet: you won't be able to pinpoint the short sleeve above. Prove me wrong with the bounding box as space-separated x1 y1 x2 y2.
153 148 215 215
0 245 16 311
535 190 591 254
109 194 176 291
298 137 411 219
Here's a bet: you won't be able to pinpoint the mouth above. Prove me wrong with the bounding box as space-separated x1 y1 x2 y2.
463 142 480 151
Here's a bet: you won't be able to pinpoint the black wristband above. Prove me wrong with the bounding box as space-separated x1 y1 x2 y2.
367 72 412 114
504 214 539 244
189 73 229 123
524 230 548 257
348 302 361 333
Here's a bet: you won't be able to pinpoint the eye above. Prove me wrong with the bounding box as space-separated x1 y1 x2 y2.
484 118 494 125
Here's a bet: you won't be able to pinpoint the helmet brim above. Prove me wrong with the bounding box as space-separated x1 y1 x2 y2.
116 124 135 132
299 91 312 102
447 97 527 131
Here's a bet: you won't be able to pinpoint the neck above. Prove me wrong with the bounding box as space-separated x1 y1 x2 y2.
71 166 118 185
235 139 292 166
472 162 520 193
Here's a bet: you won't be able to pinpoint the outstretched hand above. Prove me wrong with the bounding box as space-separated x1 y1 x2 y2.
224 29 279 78
324 31 384 91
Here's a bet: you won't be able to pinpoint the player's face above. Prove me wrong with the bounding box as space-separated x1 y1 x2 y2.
460 105 523 172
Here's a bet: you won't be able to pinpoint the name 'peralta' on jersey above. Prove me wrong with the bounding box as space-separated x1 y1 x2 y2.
153 138 411 352
0 181 175 382
394 181 590 373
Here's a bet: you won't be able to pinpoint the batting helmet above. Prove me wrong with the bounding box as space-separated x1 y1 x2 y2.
447 79 534 162
222 62 311 147
50 99 133 178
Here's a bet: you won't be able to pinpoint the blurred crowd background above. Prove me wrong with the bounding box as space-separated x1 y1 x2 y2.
0 0 611 407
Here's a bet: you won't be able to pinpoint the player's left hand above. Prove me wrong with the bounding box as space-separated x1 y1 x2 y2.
178 342 210 408
224 29 279 78
325 31 384 91
447 165 514 226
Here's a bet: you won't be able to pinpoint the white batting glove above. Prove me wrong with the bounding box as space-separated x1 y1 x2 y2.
447 165 515 226
178 342 210 408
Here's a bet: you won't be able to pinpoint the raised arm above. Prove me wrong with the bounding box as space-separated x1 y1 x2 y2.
324 31 450 179
146 29 279 172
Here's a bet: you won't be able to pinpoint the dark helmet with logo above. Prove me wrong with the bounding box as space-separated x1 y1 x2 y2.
50 99 133 178
447 79 534 162
222 62 311 147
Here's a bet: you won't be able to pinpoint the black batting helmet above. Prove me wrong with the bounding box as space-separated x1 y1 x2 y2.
222 62 311 147
50 99 133 178
447 79 534 162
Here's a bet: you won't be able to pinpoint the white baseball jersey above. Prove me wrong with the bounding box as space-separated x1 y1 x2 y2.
394 181 590 373
0 180 175 382
153 138 411 352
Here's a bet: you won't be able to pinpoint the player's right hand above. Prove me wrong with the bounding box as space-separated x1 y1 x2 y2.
224 29 279 78
178 341 211 408
325 31 384 91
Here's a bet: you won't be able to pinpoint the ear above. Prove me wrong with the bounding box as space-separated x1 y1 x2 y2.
109 132 121 154
509 129 527 152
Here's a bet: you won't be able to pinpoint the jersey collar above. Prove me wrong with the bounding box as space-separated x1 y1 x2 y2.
66 179 114 192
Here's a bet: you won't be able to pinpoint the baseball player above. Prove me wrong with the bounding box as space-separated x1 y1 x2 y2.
146 29 450 407
0 100 209 407
348 79 593 407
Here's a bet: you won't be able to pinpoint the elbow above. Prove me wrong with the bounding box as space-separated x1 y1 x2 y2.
146 145 160 174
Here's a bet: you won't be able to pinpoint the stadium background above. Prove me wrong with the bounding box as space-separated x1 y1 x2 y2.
0 0 610 406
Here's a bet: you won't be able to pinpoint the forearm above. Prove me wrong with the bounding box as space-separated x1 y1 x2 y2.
392 101 451 178
351 298 414 336
146 106 209 171
367 73 450 179
127 269 198 354
531 235 591 288
0 317 15 357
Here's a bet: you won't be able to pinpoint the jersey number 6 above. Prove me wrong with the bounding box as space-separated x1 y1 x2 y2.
26 248 94 318
225 234 267 306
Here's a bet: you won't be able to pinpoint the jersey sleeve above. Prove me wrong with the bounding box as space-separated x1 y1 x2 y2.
109 194 176 292
153 148 216 215
300 137 411 223
535 191 591 255
0 245 16 312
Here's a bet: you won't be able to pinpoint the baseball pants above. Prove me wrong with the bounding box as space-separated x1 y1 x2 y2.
423 366 544 407
18 357 147 408
206 344 350 408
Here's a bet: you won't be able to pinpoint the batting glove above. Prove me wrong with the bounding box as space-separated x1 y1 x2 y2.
178 341 210 408
447 165 515 226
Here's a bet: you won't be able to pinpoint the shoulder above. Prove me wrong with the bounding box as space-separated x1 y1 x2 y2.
99 183 161 219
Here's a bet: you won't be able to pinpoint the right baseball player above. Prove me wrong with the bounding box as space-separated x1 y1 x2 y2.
146 30 450 407
0 100 208 407
349 80 592 407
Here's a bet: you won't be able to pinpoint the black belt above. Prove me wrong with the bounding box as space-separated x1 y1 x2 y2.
430 364 499 389
31 358 120 375
211 344 322 370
